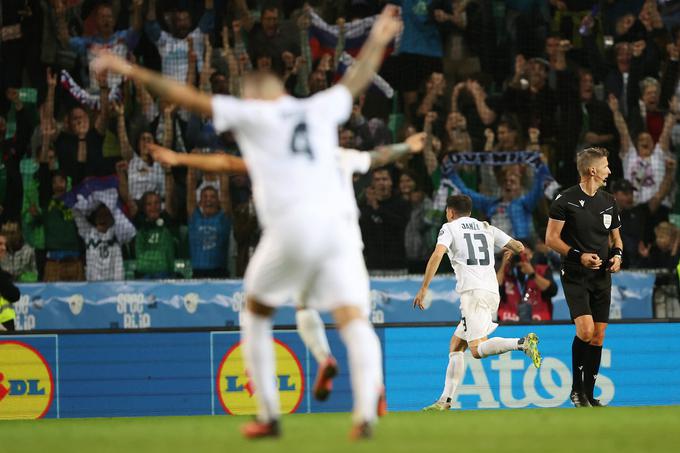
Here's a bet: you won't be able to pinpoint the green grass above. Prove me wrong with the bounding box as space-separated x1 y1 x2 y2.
2 407 680 453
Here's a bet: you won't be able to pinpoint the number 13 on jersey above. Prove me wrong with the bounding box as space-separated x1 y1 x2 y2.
463 233 490 265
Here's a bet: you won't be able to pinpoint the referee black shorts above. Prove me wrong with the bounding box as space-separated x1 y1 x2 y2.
560 264 612 323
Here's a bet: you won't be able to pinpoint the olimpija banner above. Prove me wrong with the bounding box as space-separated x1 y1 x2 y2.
12 272 654 331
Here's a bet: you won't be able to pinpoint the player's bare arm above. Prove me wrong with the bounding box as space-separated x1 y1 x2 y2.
339 5 402 98
91 51 213 116
149 144 248 174
369 132 426 168
413 244 447 310
608 227 623 273
546 218 602 270
503 239 525 254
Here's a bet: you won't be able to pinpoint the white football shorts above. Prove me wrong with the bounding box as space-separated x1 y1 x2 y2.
244 207 368 313
454 289 500 342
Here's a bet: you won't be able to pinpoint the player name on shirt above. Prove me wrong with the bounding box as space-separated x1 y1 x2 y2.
460 222 481 231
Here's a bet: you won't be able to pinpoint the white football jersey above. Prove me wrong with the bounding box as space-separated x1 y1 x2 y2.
437 217 512 296
211 85 353 228
337 148 371 248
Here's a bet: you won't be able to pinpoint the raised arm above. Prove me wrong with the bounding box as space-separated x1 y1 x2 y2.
186 162 198 218
186 37 198 87
520 162 550 209
199 35 213 93
164 167 176 219
149 144 247 174
649 159 677 213
233 0 254 31
334 18 346 70
447 170 494 213
658 97 678 153
422 112 438 175
130 0 144 32
94 72 111 135
339 5 402 98
92 51 213 117
54 0 70 48
144 0 161 42
608 94 631 156
162 104 175 148
114 103 133 161
368 132 426 168
219 173 231 215
221 25 241 97
413 244 447 310
467 80 497 126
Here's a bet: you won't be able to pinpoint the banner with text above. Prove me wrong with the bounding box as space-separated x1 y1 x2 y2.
12 272 654 331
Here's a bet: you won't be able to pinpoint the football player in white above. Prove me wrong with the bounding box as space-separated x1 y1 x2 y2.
94 6 402 439
413 195 542 411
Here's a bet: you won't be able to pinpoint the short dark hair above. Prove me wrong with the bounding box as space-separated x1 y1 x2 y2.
446 195 472 215
576 147 609 176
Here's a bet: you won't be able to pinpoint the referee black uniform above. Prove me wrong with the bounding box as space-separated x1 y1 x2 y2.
549 184 621 403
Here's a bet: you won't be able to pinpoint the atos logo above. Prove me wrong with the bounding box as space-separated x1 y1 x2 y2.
217 339 304 415
0 341 54 420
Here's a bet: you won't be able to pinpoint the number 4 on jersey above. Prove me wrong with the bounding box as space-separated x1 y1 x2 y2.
290 122 313 159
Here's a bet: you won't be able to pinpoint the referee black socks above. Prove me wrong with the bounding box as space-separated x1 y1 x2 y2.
584 344 603 399
571 336 590 392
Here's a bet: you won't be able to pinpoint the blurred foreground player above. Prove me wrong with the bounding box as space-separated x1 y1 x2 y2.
413 195 542 411
296 132 427 401
95 6 403 439
152 134 427 404
545 147 623 407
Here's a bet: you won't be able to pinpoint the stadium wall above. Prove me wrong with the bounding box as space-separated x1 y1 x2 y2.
2 323 679 420
12 271 655 331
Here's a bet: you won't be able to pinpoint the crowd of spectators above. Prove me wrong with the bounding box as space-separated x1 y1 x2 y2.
1 0 680 315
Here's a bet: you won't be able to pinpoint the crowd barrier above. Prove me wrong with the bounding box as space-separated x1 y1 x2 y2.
12 271 656 331
2 322 679 420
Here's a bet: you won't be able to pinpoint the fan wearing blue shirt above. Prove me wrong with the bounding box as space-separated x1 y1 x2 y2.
187 168 231 278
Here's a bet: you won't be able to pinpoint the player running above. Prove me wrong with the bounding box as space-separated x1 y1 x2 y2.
93 6 402 440
413 195 542 411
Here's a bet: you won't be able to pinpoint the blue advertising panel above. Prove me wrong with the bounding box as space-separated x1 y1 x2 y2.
13 272 654 331
384 323 680 411
1 323 677 419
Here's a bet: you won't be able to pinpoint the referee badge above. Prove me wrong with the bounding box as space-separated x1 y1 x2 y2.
603 214 612 228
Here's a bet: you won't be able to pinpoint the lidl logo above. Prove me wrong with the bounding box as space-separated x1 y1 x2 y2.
0 341 54 420
217 339 304 415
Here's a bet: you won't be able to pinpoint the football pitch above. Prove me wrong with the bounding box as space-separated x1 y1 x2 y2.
2 406 680 453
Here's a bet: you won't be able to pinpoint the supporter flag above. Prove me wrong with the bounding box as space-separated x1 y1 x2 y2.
61 175 136 239
308 10 400 60
336 52 394 98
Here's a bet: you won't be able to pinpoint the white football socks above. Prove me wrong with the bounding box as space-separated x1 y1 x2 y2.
296 309 331 364
241 310 280 422
339 318 382 424
440 351 465 401
477 337 521 358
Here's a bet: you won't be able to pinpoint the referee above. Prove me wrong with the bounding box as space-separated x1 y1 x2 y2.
545 147 623 407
